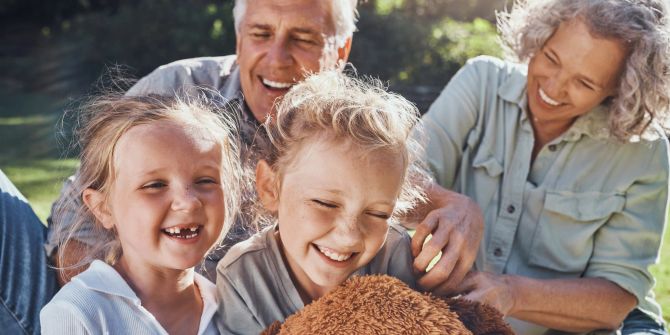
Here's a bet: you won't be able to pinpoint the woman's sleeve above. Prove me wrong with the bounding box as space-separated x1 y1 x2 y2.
584 139 670 305
419 58 484 189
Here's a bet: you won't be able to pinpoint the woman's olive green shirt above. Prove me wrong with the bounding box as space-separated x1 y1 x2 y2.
422 56 669 334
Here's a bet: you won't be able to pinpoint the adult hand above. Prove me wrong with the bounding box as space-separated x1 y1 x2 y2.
457 271 517 316
410 183 483 295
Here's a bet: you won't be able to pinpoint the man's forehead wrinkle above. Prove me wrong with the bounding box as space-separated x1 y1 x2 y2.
243 1 334 35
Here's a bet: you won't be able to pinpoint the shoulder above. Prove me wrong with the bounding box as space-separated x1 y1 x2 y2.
127 55 237 96
153 55 237 76
429 55 526 112
218 227 273 272
460 55 526 80
386 223 411 246
40 279 106 325
627 131 669 175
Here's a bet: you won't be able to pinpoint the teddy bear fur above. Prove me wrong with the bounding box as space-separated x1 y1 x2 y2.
262 274 514 335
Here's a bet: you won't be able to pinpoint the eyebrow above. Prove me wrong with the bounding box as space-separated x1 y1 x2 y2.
248 23 272 31
247 23 320 36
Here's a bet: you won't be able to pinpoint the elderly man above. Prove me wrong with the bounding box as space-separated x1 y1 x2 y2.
0 0 482 334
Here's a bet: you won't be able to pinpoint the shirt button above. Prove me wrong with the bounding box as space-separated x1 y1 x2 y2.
506 205 516 214
548 144 557 152
494 248 503 257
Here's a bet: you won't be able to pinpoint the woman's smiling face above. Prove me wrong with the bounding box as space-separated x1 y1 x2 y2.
527 18 628 131
259 137 405 300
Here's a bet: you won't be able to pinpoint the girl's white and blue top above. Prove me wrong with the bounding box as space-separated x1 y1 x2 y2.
40 260 219 335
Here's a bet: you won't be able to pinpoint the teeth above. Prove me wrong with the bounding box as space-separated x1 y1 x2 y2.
316 245 353 262
539 88 561 106
262 78 293 89
162 226 199 238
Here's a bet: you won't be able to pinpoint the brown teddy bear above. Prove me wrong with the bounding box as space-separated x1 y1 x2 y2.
262 274 515 335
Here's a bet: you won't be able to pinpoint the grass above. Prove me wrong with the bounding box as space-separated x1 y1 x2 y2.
2 91 669 323
652 233 670 322
2 159 79 222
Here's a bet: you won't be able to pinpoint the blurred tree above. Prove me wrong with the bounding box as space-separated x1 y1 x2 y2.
1 0 503 111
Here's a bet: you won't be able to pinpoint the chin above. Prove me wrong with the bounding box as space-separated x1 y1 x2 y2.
309 271 350 289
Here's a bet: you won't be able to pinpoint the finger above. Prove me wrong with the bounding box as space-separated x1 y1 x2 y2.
437 256 472 295
412 238 443 274
417 237 460 290
410 212 438 257
430 235 472 295
413 215 453 273
462 291 484 304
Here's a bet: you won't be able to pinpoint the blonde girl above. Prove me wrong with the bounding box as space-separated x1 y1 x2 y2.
216 71 429 334
40 93 242 335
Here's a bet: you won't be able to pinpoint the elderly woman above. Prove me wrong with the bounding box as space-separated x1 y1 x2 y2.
418 0 670 334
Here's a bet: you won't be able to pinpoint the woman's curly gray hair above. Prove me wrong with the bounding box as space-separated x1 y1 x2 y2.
498 0 670 140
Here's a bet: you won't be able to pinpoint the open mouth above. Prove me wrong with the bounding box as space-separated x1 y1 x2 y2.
313 244 356 262
538 87 562 107
261 77 294 90
161 225 202 239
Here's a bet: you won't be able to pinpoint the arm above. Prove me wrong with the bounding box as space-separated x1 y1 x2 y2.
456 138 670 332
385 225 418 289
216 272 265 335
406 58 487 295
457 272 635 331
40 301 92 335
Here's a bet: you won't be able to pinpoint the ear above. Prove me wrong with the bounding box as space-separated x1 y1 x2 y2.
82 188 114 230
255 159 280 212
337 37 352 65
236 35 242 55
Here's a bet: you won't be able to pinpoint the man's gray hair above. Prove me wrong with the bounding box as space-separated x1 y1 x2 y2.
233 0 358 47
497 0 670 140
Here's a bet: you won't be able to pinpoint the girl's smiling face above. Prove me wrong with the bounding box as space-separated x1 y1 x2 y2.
257 137 406 300
85 121 226 274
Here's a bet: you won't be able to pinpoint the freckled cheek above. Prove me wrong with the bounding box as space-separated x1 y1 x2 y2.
366 223 390 250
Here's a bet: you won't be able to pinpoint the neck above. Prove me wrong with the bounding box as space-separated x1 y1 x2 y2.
274 231 331 304
114 256 203 334
530 116 573 143
528 113 575 162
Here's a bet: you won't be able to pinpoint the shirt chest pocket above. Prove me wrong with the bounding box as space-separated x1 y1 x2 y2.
528 190 626 274
466 151 503 212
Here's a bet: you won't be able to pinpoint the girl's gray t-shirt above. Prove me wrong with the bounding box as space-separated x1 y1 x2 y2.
215 223 416 335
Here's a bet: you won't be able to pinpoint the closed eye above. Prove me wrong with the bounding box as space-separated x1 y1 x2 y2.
252 32 270 38
367 211 391 220
544 51 558 65
579 80 596 91
312 199 338 209
141 181 167 189
196 177 218 185
294 37 317 45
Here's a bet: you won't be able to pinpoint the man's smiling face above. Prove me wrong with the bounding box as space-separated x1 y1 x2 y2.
235 0 346 122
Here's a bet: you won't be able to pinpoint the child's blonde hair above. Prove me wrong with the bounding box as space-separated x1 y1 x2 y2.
264 70 430 218
53 91 243 272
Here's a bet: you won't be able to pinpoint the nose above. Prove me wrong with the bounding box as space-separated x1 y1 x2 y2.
333 214 364 248
171 186 202 212
544 70 568 98
266 37 293 68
